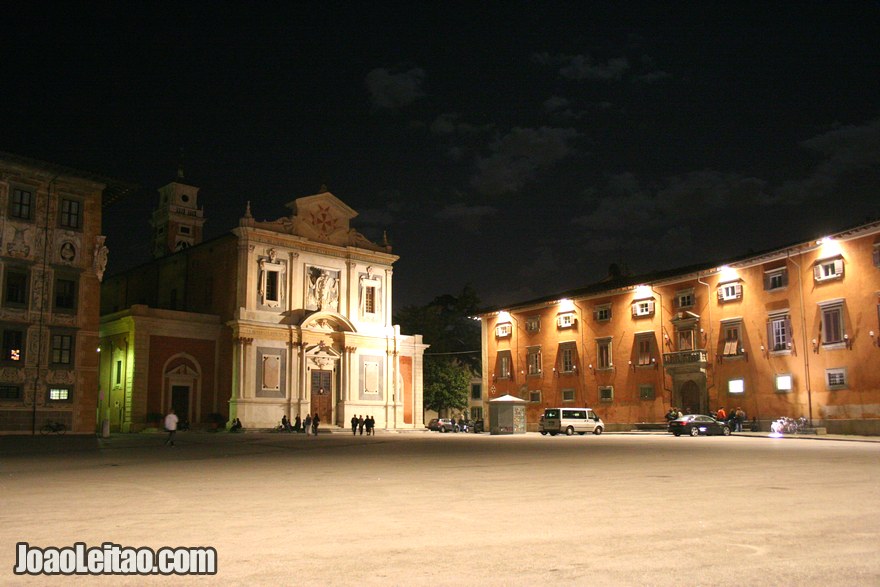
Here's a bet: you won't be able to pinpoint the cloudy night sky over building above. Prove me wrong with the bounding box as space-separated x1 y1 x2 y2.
4 2 879 308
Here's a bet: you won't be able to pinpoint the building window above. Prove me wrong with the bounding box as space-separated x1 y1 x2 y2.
4 268 29 307
721 321 743 357
364 285 376 314
264 271 279 303
527 346 542 376
639 385 655 400
599 386 614 402
59 198 81 229
47 387 72 402
2 328 24 362
0 385 21 400
470 407 483 420
471 383 481 400
728 378 745 394
259 256 285 308
115 359 122 386
495 323 511 338
560 345 575 373
813 258 844 282
525 316 540 332
775 373 793 393
819 301 845 345
767 312 792 352
825 368 847 390
557 312 576 328
51 334 73 365
718 282 743 302
675 289 694 309
10 187 33 220
635 334 653 366
764 267 788 290
874 244 880 268
562 388 575 402
498 353 511 379
594 304 611 322
529 390 541 403
54 277 77 312
677 328 694 351
631 299 655 317
596 338 612 369
179 225 191 235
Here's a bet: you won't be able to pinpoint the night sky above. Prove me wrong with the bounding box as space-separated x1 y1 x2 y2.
4 2 879 309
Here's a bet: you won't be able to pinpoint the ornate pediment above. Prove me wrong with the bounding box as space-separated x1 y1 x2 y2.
304 340 341 370
301 310 356 333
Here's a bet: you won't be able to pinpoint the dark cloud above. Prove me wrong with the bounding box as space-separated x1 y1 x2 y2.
533 52 630 81
470 126 579 195
365 67 426 109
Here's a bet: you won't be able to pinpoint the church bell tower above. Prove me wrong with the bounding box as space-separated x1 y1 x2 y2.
150 163 206 258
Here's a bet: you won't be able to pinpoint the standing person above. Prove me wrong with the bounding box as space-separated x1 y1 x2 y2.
358 415 365 435
716 407 727 422
164 408 178 446
735 407 745 432
366 415 374 436
294 414 302 433
351 414 359 435
312 412 320 435
303 414 312 436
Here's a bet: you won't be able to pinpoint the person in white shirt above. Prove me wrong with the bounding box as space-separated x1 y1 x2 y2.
164 409 179 446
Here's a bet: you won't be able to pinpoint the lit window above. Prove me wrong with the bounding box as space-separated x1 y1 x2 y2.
813 258 844 282
767 313 792 352
557 312 576 328
364 286 376 314
728 379 745 394
775 374 793 392
718 282 743 302
495 323 511 338
2 329 23 362
48 388 70 401
631 299 655 317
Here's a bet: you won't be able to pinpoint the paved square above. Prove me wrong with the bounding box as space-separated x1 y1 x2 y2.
2 431 878 585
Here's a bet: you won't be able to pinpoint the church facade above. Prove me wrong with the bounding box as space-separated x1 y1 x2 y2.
100 174 426 432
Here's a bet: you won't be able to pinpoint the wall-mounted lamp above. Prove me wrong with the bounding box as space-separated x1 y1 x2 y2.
844 334 853 350
552 367 558 377
628 360 634 372
651 357 658 370
588 363 594 374
760 344 766 359
871 331 878 347
812 338 819 353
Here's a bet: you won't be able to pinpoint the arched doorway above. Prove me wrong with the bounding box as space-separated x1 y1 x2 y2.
679 380 701 415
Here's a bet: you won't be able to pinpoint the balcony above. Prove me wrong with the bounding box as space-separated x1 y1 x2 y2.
663 349 708 369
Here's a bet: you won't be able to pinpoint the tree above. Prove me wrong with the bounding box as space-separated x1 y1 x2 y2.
422 357 470 415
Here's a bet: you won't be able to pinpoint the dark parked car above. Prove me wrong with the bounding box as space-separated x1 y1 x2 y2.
426 418 459 432
668 414 731 437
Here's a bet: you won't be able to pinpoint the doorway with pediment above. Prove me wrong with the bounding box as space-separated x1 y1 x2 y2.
303 341 341 428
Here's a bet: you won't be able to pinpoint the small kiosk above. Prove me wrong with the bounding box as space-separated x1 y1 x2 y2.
489 394 528 435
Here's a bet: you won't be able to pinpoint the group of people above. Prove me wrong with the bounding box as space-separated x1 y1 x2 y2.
280 413 322 435
350 415 376 436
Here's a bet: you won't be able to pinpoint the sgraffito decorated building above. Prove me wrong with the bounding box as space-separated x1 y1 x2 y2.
100 172 426 432
0 152 134 433
479 219 880 435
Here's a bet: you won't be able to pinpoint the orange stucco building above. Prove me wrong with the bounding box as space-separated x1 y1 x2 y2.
479 220 880 435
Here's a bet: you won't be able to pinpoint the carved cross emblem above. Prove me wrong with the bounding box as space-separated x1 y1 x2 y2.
309 205 338 236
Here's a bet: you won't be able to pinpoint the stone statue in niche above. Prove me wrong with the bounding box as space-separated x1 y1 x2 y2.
94 236 109 282
306 267 339 312
7 226 30 257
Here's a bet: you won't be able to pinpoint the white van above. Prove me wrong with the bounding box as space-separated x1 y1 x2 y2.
540 408 604 436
